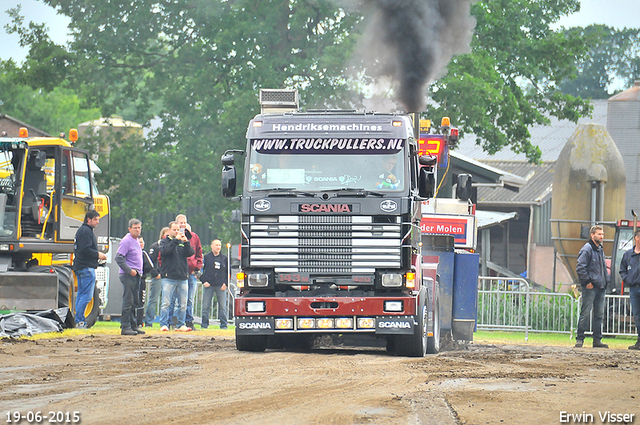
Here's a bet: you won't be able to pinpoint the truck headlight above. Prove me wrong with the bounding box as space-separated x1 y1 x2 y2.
381 273 402 287
335 318 354 329
275 318 294 329
246 301 265 313
384 300 404 312
247 273 269 287
298 318 315 329
316 318 334 329
357 318 375 329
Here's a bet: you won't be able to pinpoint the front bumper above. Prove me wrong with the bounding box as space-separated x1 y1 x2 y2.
235 296 417 335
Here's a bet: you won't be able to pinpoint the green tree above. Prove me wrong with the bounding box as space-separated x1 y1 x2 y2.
26 0 363 241
559 25 640 99
5 0 600 237
427 0 592 163
0 61 100 135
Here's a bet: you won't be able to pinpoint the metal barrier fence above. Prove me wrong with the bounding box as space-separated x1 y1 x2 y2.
477 277 637 340
145 280 236 327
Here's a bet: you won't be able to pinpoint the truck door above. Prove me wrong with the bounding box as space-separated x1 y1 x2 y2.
56 148 95 241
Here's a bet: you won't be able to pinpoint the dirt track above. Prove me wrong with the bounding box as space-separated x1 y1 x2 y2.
1 334 639 425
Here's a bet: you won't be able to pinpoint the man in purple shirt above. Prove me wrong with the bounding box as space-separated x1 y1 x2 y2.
115 218 144 335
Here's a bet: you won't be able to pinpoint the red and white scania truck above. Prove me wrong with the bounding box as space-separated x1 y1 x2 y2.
221 89 479 356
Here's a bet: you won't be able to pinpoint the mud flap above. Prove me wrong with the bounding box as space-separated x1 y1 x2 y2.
0 272 58 311
375 316 415 335
236 316 275 335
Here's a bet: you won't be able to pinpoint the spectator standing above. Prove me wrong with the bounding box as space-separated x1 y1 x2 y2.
136 236 160 328
175 214 203 330
115 219 144 336
575 225 610 348
619 229 640 350
159 221 194 332
200 239 229 329
144 227 169 327
73 210 107 328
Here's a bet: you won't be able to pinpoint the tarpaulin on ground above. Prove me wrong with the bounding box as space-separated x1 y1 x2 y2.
0 308 73 338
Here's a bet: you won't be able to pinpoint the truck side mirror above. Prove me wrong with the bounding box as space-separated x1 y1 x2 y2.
418 155 437 166
456 173 472 201
221 154 237 198
419 168 435 198
28 150 47 170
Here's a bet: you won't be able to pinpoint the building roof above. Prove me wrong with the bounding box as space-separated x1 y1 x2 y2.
450 151 527 192
476 210 519 229
0 114 52 137
475 160 555 206
454 99 608 162
609 81 640 102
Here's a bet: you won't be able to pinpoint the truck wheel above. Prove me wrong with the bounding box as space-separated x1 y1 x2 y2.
398 303 428 357
281 334 314 351
427 298 440 354
84 286 101 328
56 267 73 309
385 336 397 354
236 332 268 352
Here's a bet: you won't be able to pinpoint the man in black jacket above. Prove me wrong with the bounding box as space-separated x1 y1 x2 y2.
575 225 610 348
619 229 640 350
200 239 229 329
73 210 107 328
144 227 169 328
158 221 194 332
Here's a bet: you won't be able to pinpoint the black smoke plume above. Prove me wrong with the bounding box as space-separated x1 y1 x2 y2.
360 0 476 112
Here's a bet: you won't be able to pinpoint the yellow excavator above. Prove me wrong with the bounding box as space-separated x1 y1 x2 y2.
0 127 110 327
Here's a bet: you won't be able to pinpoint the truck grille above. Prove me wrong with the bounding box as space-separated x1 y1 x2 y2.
247 215 402 273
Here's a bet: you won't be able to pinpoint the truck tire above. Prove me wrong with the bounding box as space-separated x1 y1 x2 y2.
84 286 101 328
56 266 73 309
386 336 398 355
427 297 440 354
281 334 314 351
236 332 268 352
397 302 428 357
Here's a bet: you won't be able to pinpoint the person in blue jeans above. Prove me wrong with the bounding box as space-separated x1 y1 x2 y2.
575 225 610 348
73 210 107 328
200 239 228 329
158 221 194 332
175 214 202 330
144 227 168 327
619 228 640 350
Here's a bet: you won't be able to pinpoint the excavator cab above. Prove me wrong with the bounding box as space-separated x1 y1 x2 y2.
0 129 109 315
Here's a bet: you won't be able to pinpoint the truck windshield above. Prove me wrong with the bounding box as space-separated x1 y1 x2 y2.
247 148 405 193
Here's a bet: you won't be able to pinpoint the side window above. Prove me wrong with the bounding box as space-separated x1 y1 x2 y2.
72 151 92 198
61 150 93 198
61 151 71 195
44 157 56 195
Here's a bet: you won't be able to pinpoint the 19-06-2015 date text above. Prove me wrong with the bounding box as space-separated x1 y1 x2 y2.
6 411 80 424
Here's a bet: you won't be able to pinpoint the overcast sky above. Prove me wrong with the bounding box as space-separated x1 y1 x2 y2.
1 0 640 64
